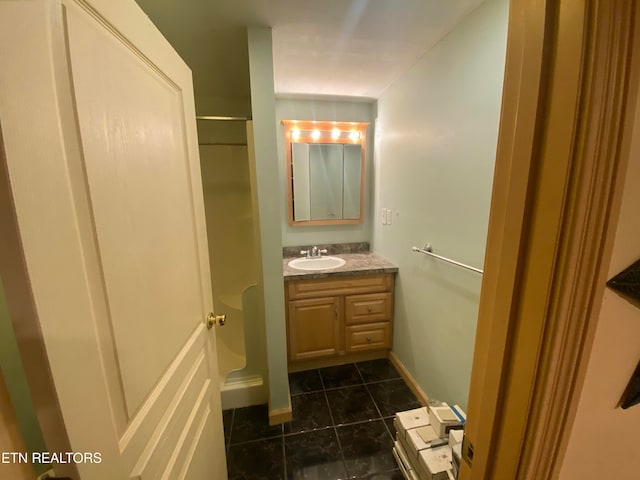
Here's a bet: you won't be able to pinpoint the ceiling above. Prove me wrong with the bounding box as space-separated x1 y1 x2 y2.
134 0 484 107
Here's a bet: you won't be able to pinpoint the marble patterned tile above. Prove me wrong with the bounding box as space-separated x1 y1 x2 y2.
336 420 397 478
289 369 324 395
326 385 380 425
319 363 363 389
285 429 348 480
367 470 405 479
383 417 396 439
227 437 285 480
222 408 234 445
282 242 370 258
356 359 401 383
367 380 421 418
284 392 333 434
230 404 283 445
283 253 398 280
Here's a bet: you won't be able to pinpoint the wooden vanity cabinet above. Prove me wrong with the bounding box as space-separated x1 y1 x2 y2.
285 273 394 362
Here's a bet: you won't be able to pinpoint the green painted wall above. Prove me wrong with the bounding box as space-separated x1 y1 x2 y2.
372 0 509 410
247 27 290 411
0 276 47 475
275 98 375 247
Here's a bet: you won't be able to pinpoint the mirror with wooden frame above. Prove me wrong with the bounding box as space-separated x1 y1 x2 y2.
282 120 368 226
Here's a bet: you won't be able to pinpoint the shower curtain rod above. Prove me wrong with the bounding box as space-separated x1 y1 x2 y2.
196 115 252 121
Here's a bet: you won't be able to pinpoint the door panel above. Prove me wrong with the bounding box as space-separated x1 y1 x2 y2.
119 327 212 478
178 416 219 479
65 2 203 418
0 0 226 478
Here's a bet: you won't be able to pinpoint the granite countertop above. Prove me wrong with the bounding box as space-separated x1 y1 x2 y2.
283 252 398 281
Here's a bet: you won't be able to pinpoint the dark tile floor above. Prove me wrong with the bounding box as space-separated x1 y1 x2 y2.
223 358 422 479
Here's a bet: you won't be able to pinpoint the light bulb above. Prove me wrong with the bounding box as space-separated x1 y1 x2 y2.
291 128 300 140
332 128 341 139
350 131 361 141
312 129 321 140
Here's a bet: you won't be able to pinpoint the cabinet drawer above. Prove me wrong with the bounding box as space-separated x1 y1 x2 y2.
288 274 392 300
345 292 392 325
345 322 391 352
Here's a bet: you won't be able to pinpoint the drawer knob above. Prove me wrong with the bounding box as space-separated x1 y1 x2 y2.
367 307 373 313
366 336 372 342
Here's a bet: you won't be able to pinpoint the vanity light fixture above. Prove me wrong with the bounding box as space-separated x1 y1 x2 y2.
282 121 366 145
281 119 369 226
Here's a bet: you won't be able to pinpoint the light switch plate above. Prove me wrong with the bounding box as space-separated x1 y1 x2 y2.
386 209 393 225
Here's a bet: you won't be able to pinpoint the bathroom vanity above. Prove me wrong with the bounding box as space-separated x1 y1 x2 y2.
283 251 398 367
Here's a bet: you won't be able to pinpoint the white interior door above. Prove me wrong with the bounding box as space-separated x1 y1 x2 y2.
0 0 226 478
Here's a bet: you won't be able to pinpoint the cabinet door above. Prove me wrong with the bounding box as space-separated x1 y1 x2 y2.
288 297 340 361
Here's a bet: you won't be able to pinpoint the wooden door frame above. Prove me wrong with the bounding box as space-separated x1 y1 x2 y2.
462 1 640 479
2 0 638 478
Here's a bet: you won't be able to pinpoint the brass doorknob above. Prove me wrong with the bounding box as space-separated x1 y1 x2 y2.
206 312 227 329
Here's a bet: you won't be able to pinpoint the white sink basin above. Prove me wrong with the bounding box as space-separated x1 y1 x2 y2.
288 256 346 271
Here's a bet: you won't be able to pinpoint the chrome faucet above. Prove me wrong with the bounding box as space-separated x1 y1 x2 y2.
300 246 328 258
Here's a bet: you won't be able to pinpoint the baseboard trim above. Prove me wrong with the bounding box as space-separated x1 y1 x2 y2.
268 400 292 425
288 350 388 372
389 351 429 407
220 375 268 410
